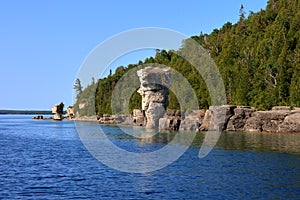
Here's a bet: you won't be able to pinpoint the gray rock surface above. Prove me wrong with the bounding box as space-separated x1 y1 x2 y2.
159 109 181 131
179 110 204 131
226 106 256 131
278 112 300 133
98 114 132 124
137 67 171 129
272 106 291 111
244 107 300 133
132 109 145 126
199 106 235 131
196 105 300 133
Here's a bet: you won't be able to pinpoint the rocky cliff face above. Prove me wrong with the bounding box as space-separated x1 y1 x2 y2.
159 109 182 131
198 105 300 133
158 106 300 133
97 105 300 133
244 107 300 133
137 67 171 129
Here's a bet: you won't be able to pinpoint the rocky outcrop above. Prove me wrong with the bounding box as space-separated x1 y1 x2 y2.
99 114 117 124
66 106 75 120
244 110 289 132
199 106 236 131
137 67 171 129
52 102 64 120
98 114 132 125
95 106 300 133
190 105 300 133
278 112 300 132
272 106 291 111
226 106 256 131
132 109 145 126
243 107 300 133
75 115 98 122
33 115 44 120
159 109 182 131
179 110 205 131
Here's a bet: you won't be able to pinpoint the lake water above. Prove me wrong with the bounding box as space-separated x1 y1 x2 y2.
0 115 299 199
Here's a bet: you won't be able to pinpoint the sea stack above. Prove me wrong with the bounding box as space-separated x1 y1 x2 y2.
52 102 64 120
137 66 171 129
66 106 75 120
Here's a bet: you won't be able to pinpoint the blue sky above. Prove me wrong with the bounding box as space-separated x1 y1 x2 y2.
0 0 268 110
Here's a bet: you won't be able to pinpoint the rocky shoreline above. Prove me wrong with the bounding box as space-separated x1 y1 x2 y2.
96 106 300 133
46 67 300 133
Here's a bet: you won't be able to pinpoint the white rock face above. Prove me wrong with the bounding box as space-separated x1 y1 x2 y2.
137 67 171 129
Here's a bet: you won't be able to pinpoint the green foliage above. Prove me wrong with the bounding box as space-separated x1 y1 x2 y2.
73 78 82 99
75 0 300 116
73 79 97 116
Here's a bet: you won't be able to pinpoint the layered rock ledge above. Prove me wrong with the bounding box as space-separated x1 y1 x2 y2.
148 105 300 133
190 106 300 133
97 106 300 133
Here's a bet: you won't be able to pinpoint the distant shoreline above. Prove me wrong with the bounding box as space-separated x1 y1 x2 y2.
0 110 53 115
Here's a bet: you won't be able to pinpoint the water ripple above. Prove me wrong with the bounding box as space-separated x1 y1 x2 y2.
0 115 299 199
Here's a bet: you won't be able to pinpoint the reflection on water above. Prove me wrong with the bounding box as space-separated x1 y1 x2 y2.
1 116 300 199
129 129 300 154
218 131 300 154
76 122 300 154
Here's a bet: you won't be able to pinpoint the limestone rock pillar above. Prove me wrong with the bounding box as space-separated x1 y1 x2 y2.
137 67 171 129
52 102 64 120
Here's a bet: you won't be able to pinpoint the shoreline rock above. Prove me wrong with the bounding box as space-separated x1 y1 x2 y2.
98 114 132 125
226 106 256 131
74 116 98 122
244 110 289 132
75 106 300 133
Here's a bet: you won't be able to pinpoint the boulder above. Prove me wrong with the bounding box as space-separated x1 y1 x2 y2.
244 110 290 132
278 113 300 133
293 107 300 111
199 105 235 131
272 106 291 111
226 106 256 131
98 114 132 125
180 110 204 131
158 109 181 131
199 109 211 131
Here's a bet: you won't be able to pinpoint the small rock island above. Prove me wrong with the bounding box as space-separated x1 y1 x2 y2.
33 102 74 121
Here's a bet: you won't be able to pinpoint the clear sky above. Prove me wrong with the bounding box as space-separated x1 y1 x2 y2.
0 0 268 110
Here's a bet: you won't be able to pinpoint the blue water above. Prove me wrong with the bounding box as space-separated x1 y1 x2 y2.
0 115 299 199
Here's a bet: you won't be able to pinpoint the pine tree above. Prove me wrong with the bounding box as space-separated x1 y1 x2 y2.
73 78 83 99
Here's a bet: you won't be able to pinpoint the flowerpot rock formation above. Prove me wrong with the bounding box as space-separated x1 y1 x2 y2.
52 102 64 120
137 66 171 129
